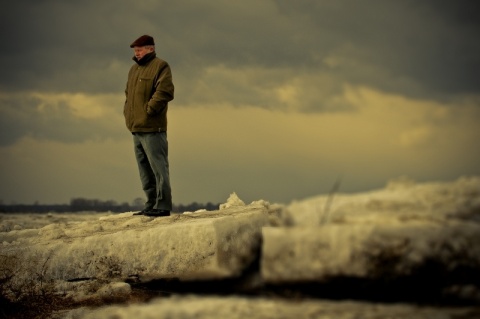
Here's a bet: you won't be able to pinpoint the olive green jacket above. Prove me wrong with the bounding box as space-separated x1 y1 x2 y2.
124 52 174 133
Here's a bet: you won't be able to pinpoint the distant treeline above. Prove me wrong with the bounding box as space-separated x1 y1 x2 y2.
0 197 220 213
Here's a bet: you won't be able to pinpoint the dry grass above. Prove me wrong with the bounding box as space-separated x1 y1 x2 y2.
0 251 154 318
0 252 68 318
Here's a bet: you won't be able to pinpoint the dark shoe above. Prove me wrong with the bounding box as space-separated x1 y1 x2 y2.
133 209 154 216
144 209 170 217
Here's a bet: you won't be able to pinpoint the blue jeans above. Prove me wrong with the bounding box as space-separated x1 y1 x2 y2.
133 132 172 211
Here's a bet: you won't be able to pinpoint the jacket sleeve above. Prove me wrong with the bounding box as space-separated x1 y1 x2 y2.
147 62 174 115
124 67 133 115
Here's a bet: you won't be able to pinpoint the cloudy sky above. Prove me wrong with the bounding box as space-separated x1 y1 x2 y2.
0 0 479 206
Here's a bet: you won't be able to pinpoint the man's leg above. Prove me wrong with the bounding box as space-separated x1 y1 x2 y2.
133 133 157 211
142 132 172 212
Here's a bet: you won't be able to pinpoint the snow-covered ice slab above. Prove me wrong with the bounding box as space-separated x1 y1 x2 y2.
262 176 480 283
65 295 478 319
1 202 270 282
286 176 480 226
261 221 480 283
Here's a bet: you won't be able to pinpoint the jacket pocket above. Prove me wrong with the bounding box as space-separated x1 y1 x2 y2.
139 77 154 101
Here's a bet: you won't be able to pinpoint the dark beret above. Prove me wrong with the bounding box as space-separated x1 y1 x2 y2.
130 35 155 48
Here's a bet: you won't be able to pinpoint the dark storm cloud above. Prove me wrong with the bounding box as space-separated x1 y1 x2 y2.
0 0 137 93
273 0 480 98
0 0 479 206
0 0 479 104
0 94 124 146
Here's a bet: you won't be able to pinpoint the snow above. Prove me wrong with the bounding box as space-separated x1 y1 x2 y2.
63 295 477 319
286 175 480 226
1 176 479 318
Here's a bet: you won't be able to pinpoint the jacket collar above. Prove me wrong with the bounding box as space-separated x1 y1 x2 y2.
133 52 156 65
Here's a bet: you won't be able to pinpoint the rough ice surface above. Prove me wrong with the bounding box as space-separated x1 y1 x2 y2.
261 176 480 283
64 296 478 319
261 222 480 281
1 176 480 318
1 201 272 282
286 175 480 226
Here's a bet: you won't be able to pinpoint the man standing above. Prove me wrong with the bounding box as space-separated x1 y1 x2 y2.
124 35 174 217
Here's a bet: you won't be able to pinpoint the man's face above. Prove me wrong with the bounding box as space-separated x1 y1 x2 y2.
133 46 153 60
